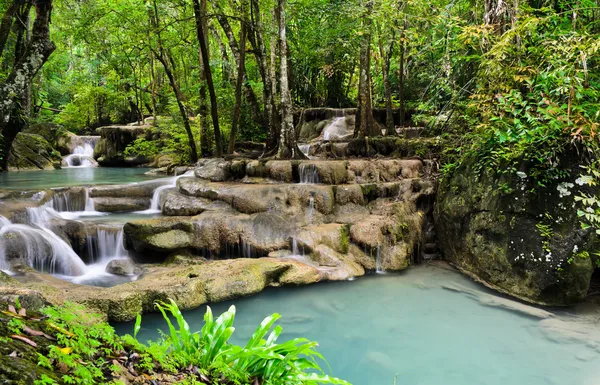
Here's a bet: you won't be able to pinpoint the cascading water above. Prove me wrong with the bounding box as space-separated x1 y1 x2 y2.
322 116 353 141
86 225 128 262
51 188 105 219
63 136 99 168
307 194 315 222
299 164 320 184
0 214 87 276
299 144 312 158
375 243 385 274
138 170 195 214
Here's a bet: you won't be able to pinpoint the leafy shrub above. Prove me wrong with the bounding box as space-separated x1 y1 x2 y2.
26 301 350 385
146 299 351 385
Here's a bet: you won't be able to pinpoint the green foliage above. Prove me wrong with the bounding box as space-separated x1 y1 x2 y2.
148 299 351 385
29 301 349 385
124 117 197 164
457 9 600 186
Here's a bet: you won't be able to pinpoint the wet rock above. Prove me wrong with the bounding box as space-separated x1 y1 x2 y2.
9 257 322 321
194 158 231 181
94 125 152 167
106 259 141 276
7 133 62 171
162 191 210 216
266 160 293 182
124 217 196 254
93 197 151 212
435 153 597 306
90 181 166 198
300 161 348 184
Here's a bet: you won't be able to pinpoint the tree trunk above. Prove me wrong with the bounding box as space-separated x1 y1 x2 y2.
263 7 280 156
228 4 248 154
276 0 302 159
250 0 276 138
0 0 22 57
194 0 222 157
192 0 213 157
355 1 376 138
378 36 394 134
398 17 407 126
0 0 55 171
152 0 198 162
214 2 263 127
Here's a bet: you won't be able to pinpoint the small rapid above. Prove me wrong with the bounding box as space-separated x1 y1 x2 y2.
0 213 87 276
137 170 194 214
62 136 99 168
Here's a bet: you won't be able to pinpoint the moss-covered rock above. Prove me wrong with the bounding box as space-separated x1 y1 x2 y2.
7 133 62 171
94 125 152 167
435 155 597 306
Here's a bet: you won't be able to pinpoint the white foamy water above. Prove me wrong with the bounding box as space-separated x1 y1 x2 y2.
136 170 194 214
322 116 353 141
63 137 99 168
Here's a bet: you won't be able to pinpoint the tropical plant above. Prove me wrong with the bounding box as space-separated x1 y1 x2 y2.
150 299 351 385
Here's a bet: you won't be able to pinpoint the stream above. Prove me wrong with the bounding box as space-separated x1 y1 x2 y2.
114 265 600 385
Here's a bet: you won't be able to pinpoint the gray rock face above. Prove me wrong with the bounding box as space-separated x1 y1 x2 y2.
435 154 597 306
194 158 232 181
92 197 150 212
105 259 141 276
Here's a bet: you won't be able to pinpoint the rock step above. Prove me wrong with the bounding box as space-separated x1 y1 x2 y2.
194 157 437 185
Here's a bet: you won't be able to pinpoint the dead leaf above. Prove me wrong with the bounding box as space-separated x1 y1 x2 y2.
18 308 26 317
22 325 44 337
9 351 18 357
8 305 16 314
11 335 37 347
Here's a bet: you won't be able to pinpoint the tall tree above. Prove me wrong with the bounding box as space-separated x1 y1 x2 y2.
355 0 378 138
192 0 212 157
150 0 198 163
0 0 55 171
194 0 222 156
228 0 248 154
276 0 302 159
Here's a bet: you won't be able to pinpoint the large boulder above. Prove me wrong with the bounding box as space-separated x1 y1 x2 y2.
7 133 62 171
94 125 152 166
435 155 597 306
23 123 72 155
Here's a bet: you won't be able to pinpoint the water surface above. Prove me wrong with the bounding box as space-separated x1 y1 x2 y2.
0 167 154 190
115 265 600 385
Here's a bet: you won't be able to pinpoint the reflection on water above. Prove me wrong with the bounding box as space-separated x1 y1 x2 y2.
114 265 600 385
0 167 155 190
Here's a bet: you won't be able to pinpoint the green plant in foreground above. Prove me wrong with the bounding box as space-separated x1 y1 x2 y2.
152 299 351 385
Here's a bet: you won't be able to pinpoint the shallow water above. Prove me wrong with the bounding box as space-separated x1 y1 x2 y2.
0 167 154 190
114 265 600 385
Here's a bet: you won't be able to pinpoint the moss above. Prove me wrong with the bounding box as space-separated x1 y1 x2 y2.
8 133 62 171
339 225 350 254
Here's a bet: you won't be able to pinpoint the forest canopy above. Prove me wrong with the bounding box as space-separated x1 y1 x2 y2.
0 0 598 169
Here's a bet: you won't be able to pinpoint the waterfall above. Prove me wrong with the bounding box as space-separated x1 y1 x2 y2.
375 243 385 274
86 225 128 263
138 171 194 214
299 144 311 157
292 238 304 256
63 136 99 168
322 117 352 141
0 214 87 276
307 195 315 222
299 164 320 184
51 188 105 219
